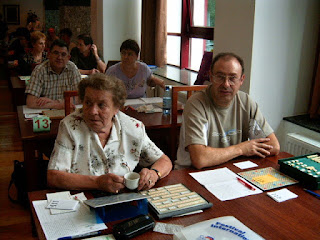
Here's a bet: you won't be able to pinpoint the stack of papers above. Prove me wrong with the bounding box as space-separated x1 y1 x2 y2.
33 191 107 240
124 97 163 113
190 167 262 201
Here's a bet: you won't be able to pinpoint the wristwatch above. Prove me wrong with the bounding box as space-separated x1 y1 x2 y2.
151 168 161 181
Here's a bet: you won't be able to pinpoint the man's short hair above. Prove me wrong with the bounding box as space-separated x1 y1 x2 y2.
50 39 69 51
211 52 245 75
77 34 93 46
59 28 73 38
120 39 140 55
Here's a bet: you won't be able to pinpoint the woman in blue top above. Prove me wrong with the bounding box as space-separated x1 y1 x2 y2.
106 39 165 99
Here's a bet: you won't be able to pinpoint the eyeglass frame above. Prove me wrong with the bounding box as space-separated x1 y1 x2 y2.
51 50 69 58
211 73 243 86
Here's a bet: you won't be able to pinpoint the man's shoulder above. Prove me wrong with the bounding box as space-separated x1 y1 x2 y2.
66 60 79 70
33 60 50 73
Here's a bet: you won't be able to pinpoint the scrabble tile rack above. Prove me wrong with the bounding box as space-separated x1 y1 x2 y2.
279 153 320 189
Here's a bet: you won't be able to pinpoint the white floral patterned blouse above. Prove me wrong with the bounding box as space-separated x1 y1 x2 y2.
48 109 163 176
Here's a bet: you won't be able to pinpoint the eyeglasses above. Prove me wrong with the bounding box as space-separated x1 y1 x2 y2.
51 51 68 58
212 74 240 86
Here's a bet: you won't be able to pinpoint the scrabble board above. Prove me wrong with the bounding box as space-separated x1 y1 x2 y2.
279 153 320 189
140 183 212 219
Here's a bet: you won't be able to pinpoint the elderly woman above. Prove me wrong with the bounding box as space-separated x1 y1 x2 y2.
106 39 165 99
47 73 172 193
19 31 47 75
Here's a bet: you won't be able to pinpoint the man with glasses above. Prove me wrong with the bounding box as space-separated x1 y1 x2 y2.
175 52 280 169
26 39 81 109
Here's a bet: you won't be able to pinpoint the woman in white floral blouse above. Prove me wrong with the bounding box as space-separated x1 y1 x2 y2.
47 73 172 193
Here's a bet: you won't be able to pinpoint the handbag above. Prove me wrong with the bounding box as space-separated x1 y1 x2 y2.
8 160 28 207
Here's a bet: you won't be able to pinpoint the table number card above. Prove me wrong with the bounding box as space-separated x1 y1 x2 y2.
33 116 51 132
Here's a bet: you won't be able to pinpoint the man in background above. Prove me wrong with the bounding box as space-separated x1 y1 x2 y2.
70 34 106 75
25 39 81 109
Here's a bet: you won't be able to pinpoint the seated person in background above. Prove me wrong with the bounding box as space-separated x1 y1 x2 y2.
70 34 106 75
18 31 47 75
106 39 165 99
8 27 31 63
47 73 172 193
25 39 81 109
45 28 59 49
59 28 76 53
175 52 280 170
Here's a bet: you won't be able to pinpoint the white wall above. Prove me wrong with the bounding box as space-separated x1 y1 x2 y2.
99 0 142 64
214 0 255 93
250 0 320 147
1 0 44 33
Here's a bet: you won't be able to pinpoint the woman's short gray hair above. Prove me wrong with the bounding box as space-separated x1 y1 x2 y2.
78 73 127 108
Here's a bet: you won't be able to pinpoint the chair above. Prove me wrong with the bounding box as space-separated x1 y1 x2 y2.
170 85 207 160
194 51 213 85
64 90 78 116
106 60 120 72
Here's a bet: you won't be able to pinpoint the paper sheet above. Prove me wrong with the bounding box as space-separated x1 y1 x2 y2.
23 105 50 115
190 167 262 201
233 161 258 169
33 200 107 240
267 188 298 202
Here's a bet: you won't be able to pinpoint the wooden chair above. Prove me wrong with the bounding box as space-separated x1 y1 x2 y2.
170 85 207 160
64 90 78 116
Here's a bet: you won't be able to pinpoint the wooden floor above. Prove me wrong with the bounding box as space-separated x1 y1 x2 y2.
0 68 37 239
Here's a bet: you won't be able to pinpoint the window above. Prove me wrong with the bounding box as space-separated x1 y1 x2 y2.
167 0 215 71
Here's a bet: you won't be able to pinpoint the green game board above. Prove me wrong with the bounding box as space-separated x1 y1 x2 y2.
279 153 320 190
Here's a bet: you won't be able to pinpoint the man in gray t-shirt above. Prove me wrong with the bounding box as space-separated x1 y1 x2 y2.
175 52 280 169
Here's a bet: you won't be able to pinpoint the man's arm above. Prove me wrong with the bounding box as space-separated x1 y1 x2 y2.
188 133 280 169
92 44 106 73
26 94 64 109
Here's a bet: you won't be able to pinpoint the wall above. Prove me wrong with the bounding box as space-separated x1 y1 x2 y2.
214 0 255 93
250 0 320 148
99 0 142 64
0 0 44 33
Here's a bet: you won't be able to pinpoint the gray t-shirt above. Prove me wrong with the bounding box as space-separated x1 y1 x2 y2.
175 85 274 169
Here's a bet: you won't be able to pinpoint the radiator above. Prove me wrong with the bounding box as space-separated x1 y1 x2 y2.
285 133 320 156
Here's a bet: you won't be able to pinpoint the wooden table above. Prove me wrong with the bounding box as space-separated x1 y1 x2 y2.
17 106 182 191
28 152 320 240
10 75 27 108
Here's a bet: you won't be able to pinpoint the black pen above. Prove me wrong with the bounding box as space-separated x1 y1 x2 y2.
304 189 320 199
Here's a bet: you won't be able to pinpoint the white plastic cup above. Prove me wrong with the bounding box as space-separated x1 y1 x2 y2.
124 172 140 190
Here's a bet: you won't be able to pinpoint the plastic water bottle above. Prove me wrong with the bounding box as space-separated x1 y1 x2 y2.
163 85 172 115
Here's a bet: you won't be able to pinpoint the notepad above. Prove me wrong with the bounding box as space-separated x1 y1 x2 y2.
267 188 298 202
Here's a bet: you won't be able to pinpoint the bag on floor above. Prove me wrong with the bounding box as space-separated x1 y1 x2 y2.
8 160 28 207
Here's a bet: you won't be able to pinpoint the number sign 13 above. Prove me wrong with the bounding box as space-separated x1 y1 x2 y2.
33 116 51 132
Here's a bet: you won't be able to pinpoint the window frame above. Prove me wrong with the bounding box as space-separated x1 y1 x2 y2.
167 0 214 69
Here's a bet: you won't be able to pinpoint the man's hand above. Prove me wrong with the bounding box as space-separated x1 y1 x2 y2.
96 173 125 193
36 97 54 107
238 138 273 158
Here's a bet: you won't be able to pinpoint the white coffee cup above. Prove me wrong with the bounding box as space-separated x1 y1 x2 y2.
124 172 140 190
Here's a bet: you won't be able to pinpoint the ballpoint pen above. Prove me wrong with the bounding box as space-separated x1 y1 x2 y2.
304 189 320 199
237 177 256 191
58 231 101 240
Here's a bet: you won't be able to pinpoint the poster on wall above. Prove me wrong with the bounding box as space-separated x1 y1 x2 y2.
3 5 20 25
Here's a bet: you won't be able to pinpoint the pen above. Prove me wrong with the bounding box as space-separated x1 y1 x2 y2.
304 189 320 199
58 231 100 240
237 177 256 191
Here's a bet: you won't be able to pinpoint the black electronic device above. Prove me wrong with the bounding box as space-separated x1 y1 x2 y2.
112 214 155 239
